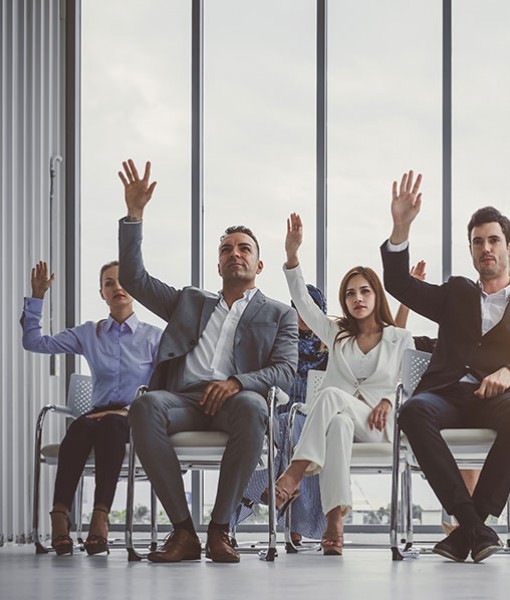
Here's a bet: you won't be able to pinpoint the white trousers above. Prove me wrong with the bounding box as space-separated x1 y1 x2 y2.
291 386 387 516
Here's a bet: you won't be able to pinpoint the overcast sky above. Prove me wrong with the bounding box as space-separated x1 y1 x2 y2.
79 0 510 513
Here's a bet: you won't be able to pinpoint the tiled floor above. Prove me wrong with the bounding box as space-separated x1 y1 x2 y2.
1 537 509 600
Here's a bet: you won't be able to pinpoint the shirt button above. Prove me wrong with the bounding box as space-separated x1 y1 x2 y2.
168 352 175 358
475 341 482 347
190 340 196 346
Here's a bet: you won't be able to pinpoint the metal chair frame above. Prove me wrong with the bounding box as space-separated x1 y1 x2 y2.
32 374 152 554
390 348 510 560
125 385 284 562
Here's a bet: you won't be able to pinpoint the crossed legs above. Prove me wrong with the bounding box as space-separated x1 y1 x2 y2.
273 387 386 553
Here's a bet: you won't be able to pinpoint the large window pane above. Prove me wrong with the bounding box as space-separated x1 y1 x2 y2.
82 0 191 327
81 0 192 522
203 0 316 300
328 0 443 525
328 0 442 339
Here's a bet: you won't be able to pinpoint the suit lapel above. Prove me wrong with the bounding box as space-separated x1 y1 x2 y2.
199 296 219 334
234 290 265 345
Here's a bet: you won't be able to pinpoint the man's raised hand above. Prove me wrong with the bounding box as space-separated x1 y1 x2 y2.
118 159 157 221
390 170 423 244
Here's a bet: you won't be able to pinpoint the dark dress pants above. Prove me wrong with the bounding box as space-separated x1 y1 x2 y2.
398 382 510 518
53 407 129 510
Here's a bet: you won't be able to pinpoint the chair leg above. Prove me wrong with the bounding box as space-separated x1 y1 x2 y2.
259 387 277 562
390 424 403 560
33 409 49 554
75 476 84 545
404 466 413 550
150 484 158 551
507 496 510 548
125 433 143 561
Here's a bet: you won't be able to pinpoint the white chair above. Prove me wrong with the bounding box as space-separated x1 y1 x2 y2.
32 374 154 553
125 385 286 562
390 348 508 560
285 369 397 552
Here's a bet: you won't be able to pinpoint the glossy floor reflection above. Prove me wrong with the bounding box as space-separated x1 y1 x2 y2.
1 536 509 600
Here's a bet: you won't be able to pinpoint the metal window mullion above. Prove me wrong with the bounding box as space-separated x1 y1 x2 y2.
65 0 80 389
442 0 452 281
316 0 327 294
190 0 204 525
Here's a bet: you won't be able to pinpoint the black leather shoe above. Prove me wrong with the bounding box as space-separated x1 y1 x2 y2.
470 524 502 563
148 529 202 563
205 527 240 563
432 526 470 562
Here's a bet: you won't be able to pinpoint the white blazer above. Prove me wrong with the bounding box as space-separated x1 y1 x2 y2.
284 265 415 442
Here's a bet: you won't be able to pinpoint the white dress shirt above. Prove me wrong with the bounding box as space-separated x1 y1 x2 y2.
182 288 258 386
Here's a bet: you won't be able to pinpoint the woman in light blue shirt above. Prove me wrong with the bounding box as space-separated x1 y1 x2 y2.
21 260 162 556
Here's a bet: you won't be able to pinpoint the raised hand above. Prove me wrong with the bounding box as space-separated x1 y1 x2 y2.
31 261 55 299
394 260 427 328
410 260 427 281
390 170 423 244
118 159 157 220
285 213 303 269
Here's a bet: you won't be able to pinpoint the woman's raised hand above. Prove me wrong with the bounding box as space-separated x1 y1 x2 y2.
285 213 303 269
31 261 55 299
410 260 426 281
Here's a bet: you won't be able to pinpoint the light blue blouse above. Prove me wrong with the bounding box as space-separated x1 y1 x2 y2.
21 297 162 408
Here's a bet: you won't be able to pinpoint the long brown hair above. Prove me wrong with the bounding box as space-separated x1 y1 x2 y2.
335 266 395 343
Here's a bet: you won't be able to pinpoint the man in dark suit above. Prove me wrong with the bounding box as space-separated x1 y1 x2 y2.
381 170 510 563
118 159 298 563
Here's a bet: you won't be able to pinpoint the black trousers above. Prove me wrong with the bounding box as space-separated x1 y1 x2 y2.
53 407 129 511
398 382 510 518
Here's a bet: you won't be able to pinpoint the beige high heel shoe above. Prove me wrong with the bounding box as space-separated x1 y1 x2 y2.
321 534 343 556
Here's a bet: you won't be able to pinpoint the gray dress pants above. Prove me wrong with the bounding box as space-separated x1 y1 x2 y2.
129 387 268 525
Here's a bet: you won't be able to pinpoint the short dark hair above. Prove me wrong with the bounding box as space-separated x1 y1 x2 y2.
467 206 510 245
220 226 260 256
99 260 119 287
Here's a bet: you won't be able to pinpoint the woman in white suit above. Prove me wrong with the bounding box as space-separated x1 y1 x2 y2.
271 213 414 556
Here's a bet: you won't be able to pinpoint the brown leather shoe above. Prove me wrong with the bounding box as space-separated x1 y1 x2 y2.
148 529 202 563
205 527 240 563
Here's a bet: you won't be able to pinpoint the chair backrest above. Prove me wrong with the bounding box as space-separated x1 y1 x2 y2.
400 348 432 402
304 369 326 409
67 373 94 418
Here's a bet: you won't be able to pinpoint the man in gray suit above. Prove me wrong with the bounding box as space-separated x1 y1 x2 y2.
118 159 298 563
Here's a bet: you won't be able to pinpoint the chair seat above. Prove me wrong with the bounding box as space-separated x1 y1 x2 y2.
171 431 229 467
41 443 136 466
41 431 231 466
350 442 394 469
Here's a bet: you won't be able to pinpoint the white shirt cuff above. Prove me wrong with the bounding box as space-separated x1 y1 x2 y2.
386 239 409 253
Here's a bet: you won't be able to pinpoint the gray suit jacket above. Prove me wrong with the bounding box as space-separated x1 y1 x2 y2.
118 219 298 396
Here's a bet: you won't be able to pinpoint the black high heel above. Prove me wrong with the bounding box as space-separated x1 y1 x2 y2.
83 507 110 556
50 510 73 556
